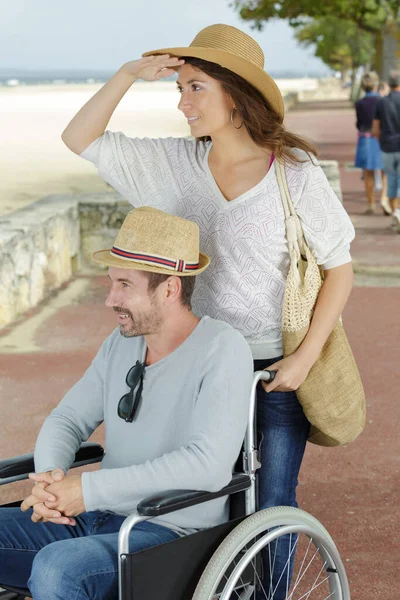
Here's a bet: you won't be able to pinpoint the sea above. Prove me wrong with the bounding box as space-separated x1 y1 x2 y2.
0 68 330 88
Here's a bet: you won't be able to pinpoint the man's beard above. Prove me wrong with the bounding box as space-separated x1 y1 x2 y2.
114 304 162 338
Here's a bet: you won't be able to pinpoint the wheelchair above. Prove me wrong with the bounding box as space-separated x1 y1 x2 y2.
0 371 350 600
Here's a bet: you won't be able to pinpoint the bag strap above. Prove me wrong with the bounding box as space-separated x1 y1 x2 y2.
275 159 307 257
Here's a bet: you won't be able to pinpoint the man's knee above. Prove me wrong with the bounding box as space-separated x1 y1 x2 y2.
28 537 118 600
29 542 78 599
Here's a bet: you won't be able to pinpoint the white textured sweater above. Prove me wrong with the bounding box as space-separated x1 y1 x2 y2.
81 134 355 358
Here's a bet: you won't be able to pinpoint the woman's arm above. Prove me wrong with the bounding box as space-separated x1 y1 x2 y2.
263 262 354 392
61 55 184 155
372 119 381 140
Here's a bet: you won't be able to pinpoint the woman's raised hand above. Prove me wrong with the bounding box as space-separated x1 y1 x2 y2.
121 55 185 81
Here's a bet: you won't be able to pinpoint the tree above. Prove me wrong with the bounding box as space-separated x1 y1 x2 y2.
294 17 375 98
233 0 400 75
233 1 398 33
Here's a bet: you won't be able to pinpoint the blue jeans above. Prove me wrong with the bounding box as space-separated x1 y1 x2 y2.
381 150 400 198
0 508 179 599
254 358 310 600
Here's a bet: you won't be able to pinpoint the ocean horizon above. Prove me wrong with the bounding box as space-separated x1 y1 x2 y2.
0 67 332 87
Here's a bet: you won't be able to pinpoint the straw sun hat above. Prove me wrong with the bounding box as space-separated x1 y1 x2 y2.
92 207 210 276
143 23 284 121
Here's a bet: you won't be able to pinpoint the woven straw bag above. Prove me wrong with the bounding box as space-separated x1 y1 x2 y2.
275 160 366 447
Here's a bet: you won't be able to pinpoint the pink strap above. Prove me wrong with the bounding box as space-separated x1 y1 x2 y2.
268 153 275 170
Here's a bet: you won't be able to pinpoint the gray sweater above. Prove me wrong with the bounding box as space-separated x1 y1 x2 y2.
34 316 254 534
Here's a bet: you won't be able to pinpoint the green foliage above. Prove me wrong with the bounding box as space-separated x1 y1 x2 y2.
233 0 400 33
294 17 376 72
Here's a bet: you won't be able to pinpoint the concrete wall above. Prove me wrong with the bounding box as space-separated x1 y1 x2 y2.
0 160 342 329
0 196 79 328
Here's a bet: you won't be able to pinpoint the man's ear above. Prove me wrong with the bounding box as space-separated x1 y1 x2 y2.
164 276 182 304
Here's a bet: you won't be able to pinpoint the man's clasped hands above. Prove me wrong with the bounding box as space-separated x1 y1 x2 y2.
20 469 85 526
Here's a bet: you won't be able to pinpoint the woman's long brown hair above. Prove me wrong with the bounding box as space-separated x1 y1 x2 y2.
181 57 318 164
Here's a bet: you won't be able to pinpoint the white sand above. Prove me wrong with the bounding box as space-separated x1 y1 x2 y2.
0 82 190 216
0 77 330 216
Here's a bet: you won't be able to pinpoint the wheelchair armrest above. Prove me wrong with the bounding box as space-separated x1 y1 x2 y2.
0 442 105 485
137 472 251 517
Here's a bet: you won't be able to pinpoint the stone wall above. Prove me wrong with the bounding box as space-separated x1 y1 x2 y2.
0 160 342 328
0 196 79 328
78 193 131 272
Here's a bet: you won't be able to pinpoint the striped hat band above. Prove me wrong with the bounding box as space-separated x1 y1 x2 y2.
110 246 199 272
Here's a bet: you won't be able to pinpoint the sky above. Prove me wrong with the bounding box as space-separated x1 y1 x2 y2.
0 0 329 76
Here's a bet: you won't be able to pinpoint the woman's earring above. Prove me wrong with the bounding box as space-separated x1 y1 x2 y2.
230 108 244 130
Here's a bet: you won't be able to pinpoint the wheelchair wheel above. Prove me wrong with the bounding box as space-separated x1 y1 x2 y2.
192 506 350 600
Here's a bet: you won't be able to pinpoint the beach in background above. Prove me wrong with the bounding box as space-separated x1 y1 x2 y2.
0 78 323 216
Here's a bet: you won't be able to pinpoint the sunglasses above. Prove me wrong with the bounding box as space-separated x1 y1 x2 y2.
118 360 146 422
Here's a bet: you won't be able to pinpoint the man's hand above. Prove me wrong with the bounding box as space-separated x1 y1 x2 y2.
36 473 85 523
21 469 75 525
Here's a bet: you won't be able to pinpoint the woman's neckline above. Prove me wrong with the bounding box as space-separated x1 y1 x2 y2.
203 142 276 206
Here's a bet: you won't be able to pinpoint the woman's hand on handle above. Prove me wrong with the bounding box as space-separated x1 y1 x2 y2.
121 55 184 81
261 353 313 393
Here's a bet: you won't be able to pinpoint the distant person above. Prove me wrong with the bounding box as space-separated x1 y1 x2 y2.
0 207 254 597
61 23 356 598
354 72 390 215
378 81 390 97
373 70 400 232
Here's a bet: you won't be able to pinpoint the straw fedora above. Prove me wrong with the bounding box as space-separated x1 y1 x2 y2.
142 23 284 121
92 207 210 276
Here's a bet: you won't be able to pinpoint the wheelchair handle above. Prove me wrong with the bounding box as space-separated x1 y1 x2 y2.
261 369 277 382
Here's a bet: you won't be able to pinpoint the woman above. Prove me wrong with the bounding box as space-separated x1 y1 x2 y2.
62 24 355 598
354 71 391 215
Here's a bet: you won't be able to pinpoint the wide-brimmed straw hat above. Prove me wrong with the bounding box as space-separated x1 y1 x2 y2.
92 207 210 276
143 23 284 121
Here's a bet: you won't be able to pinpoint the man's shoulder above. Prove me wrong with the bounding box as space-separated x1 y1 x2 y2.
376 95 389 111
199 317 252 354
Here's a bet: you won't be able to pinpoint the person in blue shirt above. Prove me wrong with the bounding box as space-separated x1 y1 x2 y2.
373 70 400 232
354 71 391 215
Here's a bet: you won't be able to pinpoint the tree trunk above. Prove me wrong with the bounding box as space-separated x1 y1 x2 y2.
349 68 359 103
376 25 400 80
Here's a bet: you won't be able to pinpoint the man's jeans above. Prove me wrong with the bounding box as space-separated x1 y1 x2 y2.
0 507 179 599
381 150 400 198
254 358 310 600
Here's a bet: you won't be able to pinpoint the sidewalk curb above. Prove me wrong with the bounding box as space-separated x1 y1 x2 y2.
353 262 400 278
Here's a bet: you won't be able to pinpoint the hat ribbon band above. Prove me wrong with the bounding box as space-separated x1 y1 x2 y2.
111 246 199 272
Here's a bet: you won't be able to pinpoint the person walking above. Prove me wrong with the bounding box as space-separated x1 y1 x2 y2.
378 81 390 97
62 24 356 598
354 71 390 215
373 70 400 232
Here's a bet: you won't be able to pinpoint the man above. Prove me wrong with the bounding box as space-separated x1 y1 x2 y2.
373 70 400 232
0 207 253 599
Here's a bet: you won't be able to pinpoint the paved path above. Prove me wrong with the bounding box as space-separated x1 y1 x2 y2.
0 100 398 599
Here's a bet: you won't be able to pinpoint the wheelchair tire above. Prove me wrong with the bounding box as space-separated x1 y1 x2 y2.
192 505 350 600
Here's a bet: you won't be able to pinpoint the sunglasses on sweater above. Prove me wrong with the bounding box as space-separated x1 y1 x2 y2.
118 361 146 422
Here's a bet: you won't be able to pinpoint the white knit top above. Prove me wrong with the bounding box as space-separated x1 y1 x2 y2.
81 133 355 358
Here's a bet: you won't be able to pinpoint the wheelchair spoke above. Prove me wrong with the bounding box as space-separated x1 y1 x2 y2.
287 543 320 599
290 536 313 595
269 533 298 599
192 507 349 600
251 555 268 599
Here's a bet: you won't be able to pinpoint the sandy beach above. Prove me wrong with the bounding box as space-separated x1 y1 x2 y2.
0 77 326 216
0 82 190 216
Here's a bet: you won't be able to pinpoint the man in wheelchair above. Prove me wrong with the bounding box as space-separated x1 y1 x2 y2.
0 207 254 599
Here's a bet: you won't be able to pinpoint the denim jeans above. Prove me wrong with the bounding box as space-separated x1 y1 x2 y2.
381 150 400 198
254 358 310 600
0 507 179 599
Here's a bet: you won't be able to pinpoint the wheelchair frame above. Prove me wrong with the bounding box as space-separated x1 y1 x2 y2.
0 372 351 600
